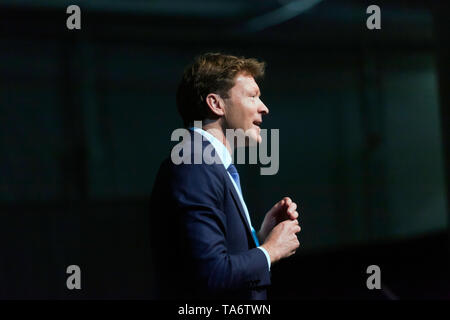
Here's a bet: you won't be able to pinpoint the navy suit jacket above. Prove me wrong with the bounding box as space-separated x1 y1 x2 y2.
149 130 271 300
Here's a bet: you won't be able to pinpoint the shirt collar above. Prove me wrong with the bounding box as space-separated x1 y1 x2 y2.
189 126 232 169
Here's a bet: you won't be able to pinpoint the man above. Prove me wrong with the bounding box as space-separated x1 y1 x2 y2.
149 53 300 300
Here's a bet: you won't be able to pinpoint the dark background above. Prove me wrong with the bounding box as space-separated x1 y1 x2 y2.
1 0 449 299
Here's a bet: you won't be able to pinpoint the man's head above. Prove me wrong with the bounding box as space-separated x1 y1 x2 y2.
176 53 269 143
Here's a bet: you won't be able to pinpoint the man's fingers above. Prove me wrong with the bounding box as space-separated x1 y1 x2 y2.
288 220 301 232
276 197 297 210
268 199 284 215
288 202 297 212
284 197 292 207
274 198 286 209
287 203 298 219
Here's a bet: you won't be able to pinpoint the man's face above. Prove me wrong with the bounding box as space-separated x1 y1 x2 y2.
222 73 269 144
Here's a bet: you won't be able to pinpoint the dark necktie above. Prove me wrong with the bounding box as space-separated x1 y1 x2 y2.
227 164 260 246
227 164 242 195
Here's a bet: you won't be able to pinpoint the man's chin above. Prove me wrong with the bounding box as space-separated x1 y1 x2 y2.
245 133 261 146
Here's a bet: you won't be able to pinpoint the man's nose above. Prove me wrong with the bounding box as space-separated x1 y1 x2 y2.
259 100 269 115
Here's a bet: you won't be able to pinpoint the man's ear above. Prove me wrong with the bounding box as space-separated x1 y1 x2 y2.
205 93 225 117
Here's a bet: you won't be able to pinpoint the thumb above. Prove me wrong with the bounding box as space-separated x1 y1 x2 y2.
267 199 284 216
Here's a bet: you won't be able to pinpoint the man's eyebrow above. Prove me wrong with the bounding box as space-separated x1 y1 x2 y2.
250 87 260 95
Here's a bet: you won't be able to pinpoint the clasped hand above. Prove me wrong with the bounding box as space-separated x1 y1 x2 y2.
259 197 301 264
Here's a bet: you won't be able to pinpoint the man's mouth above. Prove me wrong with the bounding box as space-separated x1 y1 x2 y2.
253 120 262 127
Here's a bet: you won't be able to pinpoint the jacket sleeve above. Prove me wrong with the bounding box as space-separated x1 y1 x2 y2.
168 162 271 293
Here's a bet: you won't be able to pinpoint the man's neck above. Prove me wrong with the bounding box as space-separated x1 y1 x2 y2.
201 119 232 155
